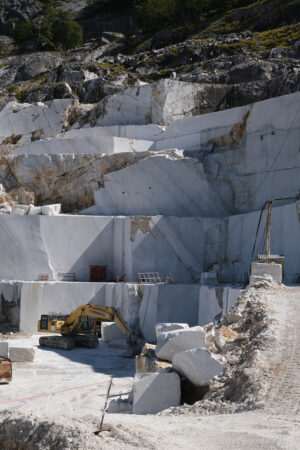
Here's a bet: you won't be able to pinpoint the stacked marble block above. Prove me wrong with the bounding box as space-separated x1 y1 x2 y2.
132 323 225 414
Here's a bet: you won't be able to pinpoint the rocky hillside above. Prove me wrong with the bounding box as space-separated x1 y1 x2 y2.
0 0 299 110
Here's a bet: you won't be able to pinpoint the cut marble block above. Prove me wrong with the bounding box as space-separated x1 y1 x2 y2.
101 322 126 342
172 348 225 386
155 323 189 339
155 326 205 362
133 372 181 414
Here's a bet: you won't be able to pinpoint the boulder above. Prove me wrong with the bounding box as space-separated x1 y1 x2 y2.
101 322 126 343
9 347 35 362
172 348 225 386
155 323 189 338
155 326 205 362
81 78 120 104
15 52 62 81
0 342 9 358
133 372 181 414
41 204 61 216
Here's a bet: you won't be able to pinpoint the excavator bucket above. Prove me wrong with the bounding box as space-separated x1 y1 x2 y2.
0 356 12 383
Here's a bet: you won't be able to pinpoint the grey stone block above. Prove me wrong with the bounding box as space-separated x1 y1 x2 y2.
133 373 181 414
155 326 205 362
0 342 9 358
101 322 126 342
172 348 225 386
155 323 189 338
251 262 282 283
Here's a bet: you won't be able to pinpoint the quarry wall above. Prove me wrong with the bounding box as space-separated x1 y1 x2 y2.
224 201 300 284
0 215 226 283
0 281 242 337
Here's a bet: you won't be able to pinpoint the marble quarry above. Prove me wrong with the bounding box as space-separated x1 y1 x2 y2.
0 79 299 341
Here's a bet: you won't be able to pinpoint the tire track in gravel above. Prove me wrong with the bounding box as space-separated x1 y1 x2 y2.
267 287 300 415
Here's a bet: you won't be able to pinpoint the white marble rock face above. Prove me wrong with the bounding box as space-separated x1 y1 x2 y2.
0 99 73 146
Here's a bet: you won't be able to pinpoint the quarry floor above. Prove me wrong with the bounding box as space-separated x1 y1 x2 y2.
1 286 300 449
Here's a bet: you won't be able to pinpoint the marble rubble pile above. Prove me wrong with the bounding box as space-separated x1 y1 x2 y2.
114 323 229 415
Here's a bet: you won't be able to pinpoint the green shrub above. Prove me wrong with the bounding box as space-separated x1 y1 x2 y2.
13 21 38 45
13 5 83 51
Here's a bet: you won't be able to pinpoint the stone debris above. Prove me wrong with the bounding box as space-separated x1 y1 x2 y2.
249 274 273 287
162 286 273 415
205 327 219 354
101 322 126 343
155 323 189 338
9 347 36 362
0 410 100 449
172 348 225 386
156 326 206 362
133 372 181 414
0 342 9 358
41 204 61 216
251 262 282 283
215 326 238 352
136 344 172 373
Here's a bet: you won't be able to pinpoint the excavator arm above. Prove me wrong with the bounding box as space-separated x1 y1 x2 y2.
60 305 134 339
38 304 142 354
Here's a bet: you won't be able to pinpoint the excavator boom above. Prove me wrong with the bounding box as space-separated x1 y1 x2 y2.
38 304 141 354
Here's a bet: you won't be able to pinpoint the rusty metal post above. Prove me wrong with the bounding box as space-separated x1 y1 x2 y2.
265 201 273 262
99 377 113 433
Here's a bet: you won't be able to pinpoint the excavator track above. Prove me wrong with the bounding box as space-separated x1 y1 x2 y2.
73 334 99 349
39 335 75 351
39 334 99 350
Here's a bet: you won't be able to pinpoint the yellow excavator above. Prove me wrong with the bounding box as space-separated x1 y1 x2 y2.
38 304 143 355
